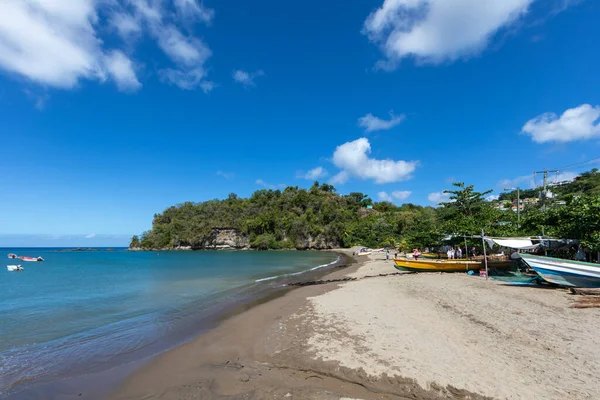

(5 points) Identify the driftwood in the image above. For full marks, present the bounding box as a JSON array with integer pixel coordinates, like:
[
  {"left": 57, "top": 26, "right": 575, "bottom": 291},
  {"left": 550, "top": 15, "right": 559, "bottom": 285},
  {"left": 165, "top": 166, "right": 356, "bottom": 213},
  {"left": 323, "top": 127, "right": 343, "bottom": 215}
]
[
  {"left": 571, "top": 297, "right": 600, "bottom": 309},
  {"left": 568, "top": 288, "right": 600, "bottom": 296},
  {"left": 289, "top": 272, "right": 415, "bottom": 287}
]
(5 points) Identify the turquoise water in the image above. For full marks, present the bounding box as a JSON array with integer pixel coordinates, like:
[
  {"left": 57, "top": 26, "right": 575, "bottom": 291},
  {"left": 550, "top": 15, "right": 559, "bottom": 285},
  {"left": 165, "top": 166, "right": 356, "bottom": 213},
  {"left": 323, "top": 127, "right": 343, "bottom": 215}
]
[{"left": 0, "top": 248, "right": 338, "bottom": 396}]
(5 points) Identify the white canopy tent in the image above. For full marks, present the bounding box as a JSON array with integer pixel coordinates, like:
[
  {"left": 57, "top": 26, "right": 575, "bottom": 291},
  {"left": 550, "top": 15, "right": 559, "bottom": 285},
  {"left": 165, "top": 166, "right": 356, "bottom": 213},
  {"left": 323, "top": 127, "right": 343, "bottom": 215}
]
[{"left": 484, "top": 238, "right": 542, "bottom": 250}]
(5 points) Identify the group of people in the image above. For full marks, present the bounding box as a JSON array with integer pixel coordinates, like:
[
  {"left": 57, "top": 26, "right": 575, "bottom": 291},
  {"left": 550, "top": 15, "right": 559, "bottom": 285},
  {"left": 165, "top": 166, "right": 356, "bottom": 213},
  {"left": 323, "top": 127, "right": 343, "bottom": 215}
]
[
  {"left": 446, "top": 247, "right": 463, "bottom": 259},
  {"left": 382, "top": 246, "right": 479, "bottom": 261}
]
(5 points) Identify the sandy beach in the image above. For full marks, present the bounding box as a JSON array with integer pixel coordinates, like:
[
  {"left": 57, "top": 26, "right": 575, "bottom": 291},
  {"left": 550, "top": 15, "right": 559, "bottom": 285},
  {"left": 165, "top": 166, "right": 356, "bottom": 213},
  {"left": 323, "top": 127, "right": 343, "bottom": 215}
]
[{"left": 109, "top": 249, "right": 600, "bottom": 400}]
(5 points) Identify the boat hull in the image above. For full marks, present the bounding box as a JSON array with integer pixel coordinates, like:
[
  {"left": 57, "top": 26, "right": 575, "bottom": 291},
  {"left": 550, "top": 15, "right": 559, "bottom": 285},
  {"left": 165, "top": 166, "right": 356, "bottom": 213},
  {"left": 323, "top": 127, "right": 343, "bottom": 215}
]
[
  {"left": 18, "top": 256, "right": 43, "bottom": 262},
  {"left": 393, "top": 259, "right": 481, "bottom": 272},
  {"left": 420, "top": 253, "right": 448, "bottom": 259},
  {"left": 394, "top": 259, "right": 513, "bottom": 273},
  {"left": 519, "top": 254, "right": 600, "bottom": 288}
]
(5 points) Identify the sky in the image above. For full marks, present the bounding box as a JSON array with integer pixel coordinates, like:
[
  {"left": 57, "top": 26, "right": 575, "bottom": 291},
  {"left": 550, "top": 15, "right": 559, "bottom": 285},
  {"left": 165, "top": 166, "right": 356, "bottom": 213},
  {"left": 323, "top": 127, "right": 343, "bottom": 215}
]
[{"left": 1, "top": 0, "right": 600, "bottom": 247}]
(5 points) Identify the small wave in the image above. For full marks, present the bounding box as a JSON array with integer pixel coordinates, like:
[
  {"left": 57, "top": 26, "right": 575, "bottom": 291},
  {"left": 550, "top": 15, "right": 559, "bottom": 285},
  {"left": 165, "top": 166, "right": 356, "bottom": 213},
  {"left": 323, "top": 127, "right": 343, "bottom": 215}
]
[{"left": 255, "top": 256, "right": 340, "bottom": 283}]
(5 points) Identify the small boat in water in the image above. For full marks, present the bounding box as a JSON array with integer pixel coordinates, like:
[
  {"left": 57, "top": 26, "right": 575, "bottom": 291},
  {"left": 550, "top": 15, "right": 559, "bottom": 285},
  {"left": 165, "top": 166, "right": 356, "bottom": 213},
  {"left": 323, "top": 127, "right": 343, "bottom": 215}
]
[
  {"left": 8, "top": 253, "right": 17, "bottom": 259},
  {"left": 7, "top": 265, "right": 23, "bottom": 272},
  {"left": 18, "top": 256, "right": 44, "bottom": 262},
  {"left": 519, "top": 254, "right": 600, "bottom": 288}
]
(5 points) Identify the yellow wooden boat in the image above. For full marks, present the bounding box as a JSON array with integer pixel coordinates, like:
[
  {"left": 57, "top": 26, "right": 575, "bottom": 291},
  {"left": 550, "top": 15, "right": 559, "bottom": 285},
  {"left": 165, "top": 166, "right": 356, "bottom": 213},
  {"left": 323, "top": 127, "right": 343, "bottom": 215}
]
[
  {"left": 393, "top": 258, "right": 482, "bottom": 272},
  {"left": 420, "top": 252, "right": 448, "bottom": 259},
  {"left": 393, "top": 258, "right": 514, "bottom": 272}
]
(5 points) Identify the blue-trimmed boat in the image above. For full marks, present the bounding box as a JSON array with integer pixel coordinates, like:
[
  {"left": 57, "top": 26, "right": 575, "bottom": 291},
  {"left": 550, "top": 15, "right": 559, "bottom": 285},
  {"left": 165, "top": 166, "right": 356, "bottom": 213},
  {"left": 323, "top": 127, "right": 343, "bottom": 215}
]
[{"left": 519, "top": 254, "right": 600, "bottom": 288}]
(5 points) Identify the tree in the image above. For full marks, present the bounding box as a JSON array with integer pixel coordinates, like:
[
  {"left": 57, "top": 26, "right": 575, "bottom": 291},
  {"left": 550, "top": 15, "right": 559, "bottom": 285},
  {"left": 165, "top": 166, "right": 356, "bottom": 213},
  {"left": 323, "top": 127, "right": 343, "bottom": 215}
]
[
  {"left": 437, "top": 182, "right": 512, "bottom": 238},
  {"left": 537, "top": 195, "right": 600, "bottom": 252},
  {"left": 130, "top": 235, "right": 140, "bottom": 248},
  {"left": 440, "top": 183, "right": 493, "bottom": 217}
]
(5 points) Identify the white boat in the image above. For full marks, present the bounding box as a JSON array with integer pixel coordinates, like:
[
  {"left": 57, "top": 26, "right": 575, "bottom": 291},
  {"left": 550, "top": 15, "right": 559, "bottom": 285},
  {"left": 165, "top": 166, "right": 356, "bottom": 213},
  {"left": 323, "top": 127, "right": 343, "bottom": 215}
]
[
  {"left": 18, "top": 256, "right": 44, "bottom": 262},
  {"left": 519, "top": 254, "right": 600, "bottom": 288},
  {"left": 357, "top": 247, "right": 372, "bottom": 256},
  {"left": 7, "top": 265, "right": 23, "bottom": 272}
]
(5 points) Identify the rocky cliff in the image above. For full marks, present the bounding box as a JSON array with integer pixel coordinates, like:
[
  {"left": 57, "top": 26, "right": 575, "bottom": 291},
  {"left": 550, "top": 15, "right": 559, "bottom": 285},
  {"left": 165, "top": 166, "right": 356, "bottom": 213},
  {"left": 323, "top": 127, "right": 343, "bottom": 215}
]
[
  {"left": 130, "top": 228, "right": 341, "bottom": 251},
  {"left": 204, "top": 228, "right": 250, "bottom": 249}
]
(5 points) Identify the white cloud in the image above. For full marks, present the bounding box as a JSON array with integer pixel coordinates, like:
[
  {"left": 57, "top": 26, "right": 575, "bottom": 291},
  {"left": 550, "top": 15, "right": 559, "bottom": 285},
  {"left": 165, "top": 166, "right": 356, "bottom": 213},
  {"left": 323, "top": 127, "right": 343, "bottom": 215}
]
[
  {"left": 85, "top": 233, "right": 96, "bottom": 239},
  {"left": 378, "top": 192, "right": 393, "bottom": 202},
  {"left": 485, "top": 194, "right": 500, "bottom": 202},
  {"left": 498, "top": 174, "right": 534, "bottom": 189},
  {"left": 363, "top": 0, "right": 534, "bottom": 67},
  {"left": 428, "top": 192, "right": 450, "bottom": 204},
  {"left": 173, "top": 0, "right": 215, "bottom": 24},
  {"left": 551, "top": 171, "right": 579, "bottom": 183},
  {"left": 217, "top": 171, "right": 234, "bottom": 179},
  {"left": 329, "top": 171, "right": 350, "bottom": 185},
  {"left": 378, "top": 190, "right": 412, "bottom": 202},
  {"left": 522, "top": 104, "right": 600, "bottom": 143},
  {"left": 392, "top": 190, "right": 412, "bottom": 200},
  {"left": 104, "top": 50, "right": 141, "bottom": 92},
  {"left": 233, "top": 69, "right": 265, "bottom": 87},
  {"left": 151, "top": 20, "right": 212, "bottom": 90},
  {"left": 156, "top": 25, "right": 211, "bottom": 67},
  {"left": 332, "top": 138, "right": 417, "bottom": 184},
  {"left": 0, "top": 0, "right": 106, "bottom": 88},
  {"left": 256, "top": 179, "right": 285, "bottom": 190},
  {"left": 498, "top": 171, "right": 579, "bottom": 189},
  {"left": 199, "top": 81, "right": 216, "bottom": 93},
  {"left": 110, "top": 12, "right": 142, "bottom": 40},
  {"left": 359, "top": 112, "right": 405, "bottom": 132},
  {"left": 298, "top": 167, "right": 328, "bottom": 180},
  {"left": 0, "top": 0, "right": 215, "bottom": 94},
  {"left": 160, "top": 68, "right": 210, "bottom": 90}
]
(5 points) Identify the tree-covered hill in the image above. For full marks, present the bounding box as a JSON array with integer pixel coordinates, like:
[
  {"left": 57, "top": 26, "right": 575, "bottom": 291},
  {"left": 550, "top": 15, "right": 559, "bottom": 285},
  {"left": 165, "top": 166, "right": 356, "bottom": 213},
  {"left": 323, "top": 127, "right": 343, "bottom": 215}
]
[
  {"left": 131, "top": 170, "right": 600, "bottom": 253},
  {"left": 131, "top": 182, "right": 446, "bottom": 250}
]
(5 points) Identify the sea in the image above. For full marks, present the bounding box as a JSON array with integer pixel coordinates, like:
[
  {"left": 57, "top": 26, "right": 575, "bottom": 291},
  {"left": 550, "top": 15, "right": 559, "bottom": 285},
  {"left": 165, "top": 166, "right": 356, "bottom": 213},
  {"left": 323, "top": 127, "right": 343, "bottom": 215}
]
[{"left": 0, "top": 248, "right": 340, "bottom": 399}]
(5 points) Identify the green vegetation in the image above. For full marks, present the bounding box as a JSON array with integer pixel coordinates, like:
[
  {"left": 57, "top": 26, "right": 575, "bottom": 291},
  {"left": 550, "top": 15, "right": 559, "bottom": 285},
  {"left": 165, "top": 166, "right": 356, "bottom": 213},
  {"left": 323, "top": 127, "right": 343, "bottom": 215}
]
[
  {"left": 131, "top": 169, "right": 600, "bottom": 252},
  {"left": 499, "top": 168, "right": 600, "bottom": 202}
]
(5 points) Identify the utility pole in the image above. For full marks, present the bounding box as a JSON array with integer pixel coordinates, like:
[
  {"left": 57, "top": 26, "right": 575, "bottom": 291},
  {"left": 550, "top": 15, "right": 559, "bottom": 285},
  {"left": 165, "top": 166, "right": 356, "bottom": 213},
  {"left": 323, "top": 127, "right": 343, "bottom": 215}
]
[{"left": 534, "top": 169, "right": 559, "bottom": 211}]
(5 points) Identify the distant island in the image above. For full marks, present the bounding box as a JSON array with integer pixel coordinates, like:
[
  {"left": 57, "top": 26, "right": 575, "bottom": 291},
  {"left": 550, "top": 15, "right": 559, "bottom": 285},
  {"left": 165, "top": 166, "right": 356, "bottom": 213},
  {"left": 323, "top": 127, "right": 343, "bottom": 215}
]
[{"left": 131, "top": 170, "right": 600, "bottom": 254}]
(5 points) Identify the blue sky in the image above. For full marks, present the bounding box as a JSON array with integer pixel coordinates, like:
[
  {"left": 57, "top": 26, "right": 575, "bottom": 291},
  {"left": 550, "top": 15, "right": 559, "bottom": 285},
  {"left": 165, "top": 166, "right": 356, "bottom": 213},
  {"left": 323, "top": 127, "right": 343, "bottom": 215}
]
[{"left": 1, "top": 0, "right": 600, "bottom": 247}]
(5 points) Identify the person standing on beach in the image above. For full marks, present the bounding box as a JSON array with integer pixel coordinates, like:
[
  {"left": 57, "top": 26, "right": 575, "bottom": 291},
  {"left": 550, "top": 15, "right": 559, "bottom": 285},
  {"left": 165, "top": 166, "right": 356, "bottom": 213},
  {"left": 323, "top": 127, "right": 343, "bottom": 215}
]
[
  {"left": 413, "top": 248, "right": 421, "bottom": 260},
  {"left": 447, "top": 247, "right": 453, "bottom": 259},
  {"left": 456, "top": 247, "right": 463, "bottom": 259}
]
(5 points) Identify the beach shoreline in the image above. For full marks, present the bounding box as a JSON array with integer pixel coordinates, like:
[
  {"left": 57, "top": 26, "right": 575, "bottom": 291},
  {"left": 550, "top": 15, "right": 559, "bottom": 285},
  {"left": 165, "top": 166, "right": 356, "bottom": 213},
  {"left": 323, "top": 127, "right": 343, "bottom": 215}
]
[
  {"left": 0, "top": 248, "right": 351, "bottom": 400},
  {"left": 2, "top": 251, "right": 348, "bottom": 400},
  {"left": 108, "top": 248, "right": 600, "bottom": 400}
]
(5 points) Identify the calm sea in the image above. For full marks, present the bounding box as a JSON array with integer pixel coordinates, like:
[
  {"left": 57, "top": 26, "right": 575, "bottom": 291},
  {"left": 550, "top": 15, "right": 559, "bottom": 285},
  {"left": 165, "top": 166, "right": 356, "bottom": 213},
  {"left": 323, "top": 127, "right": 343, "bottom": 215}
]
[{"left": 0, "top": 248, "right": 339, "bottom": 398}]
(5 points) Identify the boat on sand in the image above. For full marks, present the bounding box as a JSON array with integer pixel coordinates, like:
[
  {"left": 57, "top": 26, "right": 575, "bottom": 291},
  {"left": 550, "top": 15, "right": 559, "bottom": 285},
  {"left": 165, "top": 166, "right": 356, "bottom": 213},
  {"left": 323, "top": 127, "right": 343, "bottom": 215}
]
[
  {"left": 393, "top": 258, "right": 482, "bottom": 272},
  {"left": 357, "top": 248, "right": 372, "bottom": 256},
  {"left": 394, "top": 258, "right": 514, "bottom": 273},
  {"left": 519, "top": 254, "right": 600, "bottom": 288}
]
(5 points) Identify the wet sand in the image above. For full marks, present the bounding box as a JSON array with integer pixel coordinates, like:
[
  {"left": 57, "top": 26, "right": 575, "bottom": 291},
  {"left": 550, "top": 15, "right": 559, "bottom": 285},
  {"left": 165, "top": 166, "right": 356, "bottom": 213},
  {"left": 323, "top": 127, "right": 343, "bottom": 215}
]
[{"left": 109, "top": 249, "right": 600, "bottom": 400}]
